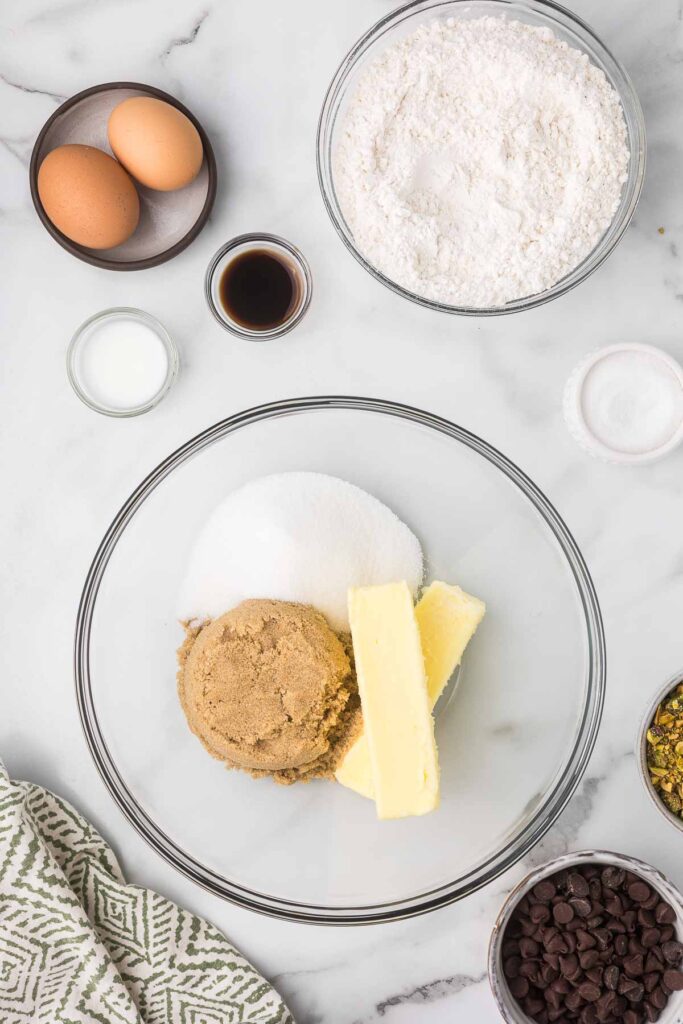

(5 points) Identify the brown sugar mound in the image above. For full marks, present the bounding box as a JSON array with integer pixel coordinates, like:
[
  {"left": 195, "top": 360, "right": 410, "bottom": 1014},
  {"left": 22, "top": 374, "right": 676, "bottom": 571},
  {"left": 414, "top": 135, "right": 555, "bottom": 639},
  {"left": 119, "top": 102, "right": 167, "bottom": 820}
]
[{"left": 177, "top": 599, "right": 361, "bottom": 784}]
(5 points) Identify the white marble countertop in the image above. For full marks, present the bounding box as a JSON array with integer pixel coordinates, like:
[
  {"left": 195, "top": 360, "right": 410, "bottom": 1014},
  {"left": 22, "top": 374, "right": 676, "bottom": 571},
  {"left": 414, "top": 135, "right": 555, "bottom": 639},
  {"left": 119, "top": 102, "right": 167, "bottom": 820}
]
[{"left": 1, "top": 0, "right": 682, "bottom": 1020}]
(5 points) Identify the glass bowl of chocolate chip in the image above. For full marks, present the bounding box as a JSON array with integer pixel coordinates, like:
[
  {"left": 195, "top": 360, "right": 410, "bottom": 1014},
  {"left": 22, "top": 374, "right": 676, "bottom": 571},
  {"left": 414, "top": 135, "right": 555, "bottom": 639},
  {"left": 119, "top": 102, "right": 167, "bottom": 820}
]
[{"left": 489, "top": 851, "right": 683, "bottom": 1024}]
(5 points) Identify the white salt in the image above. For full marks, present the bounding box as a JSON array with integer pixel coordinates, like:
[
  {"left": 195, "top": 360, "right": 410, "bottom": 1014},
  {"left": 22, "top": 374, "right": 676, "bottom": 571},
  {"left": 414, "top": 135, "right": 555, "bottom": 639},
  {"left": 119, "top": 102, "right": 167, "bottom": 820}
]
[
  {"left": 177, "top": 472, "right": 424, "bottom": 631},
  {"left": 581, "top": 350, "right": 683, "bottom": 455}
]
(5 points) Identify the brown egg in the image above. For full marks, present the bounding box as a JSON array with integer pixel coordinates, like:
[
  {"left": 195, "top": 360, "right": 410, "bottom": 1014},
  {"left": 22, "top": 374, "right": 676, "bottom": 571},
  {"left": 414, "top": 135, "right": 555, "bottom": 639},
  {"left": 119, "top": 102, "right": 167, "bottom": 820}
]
[
  {"left": 108, "top": 96, "right": 204, "bottom": 192},
  {"left": 38, "top": 144, "right": 140, "bottom": 250}
]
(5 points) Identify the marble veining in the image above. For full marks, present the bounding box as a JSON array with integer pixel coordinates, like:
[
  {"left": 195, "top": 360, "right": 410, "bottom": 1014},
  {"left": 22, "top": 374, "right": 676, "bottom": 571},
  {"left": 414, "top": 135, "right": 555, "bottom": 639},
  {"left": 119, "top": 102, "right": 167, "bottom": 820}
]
[{"left": 1, "top": 0, "right": 682, "bottom": 1021}]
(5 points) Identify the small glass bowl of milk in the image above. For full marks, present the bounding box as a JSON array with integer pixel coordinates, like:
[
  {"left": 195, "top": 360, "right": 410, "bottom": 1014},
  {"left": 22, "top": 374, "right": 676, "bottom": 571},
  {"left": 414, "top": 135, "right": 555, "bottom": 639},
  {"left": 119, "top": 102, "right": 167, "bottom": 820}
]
[{"left": 67, "top": 308, "right": 178, "bottom": 417}]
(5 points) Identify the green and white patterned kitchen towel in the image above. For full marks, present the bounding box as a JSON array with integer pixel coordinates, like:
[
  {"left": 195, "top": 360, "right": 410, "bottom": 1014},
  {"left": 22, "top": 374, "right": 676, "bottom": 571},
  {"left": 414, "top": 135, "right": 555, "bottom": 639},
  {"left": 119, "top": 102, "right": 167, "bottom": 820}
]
[{"left": 0, "top": 760, "right": 295, "bottom": 1024}]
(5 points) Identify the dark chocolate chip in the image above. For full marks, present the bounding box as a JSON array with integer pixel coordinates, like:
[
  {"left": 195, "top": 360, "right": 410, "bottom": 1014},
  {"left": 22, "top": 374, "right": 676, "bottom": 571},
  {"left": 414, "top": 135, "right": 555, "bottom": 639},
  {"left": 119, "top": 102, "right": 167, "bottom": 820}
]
[
  {"left": 637, "top": 908, "right": 655, "bottom": 928},
  {"left": 645, "top": 949, "right": 663, "bottom": 973},
  {"left": 586, "top": 965, "right": 603, "bottom": 986},
  {"left": 504, "top": 955, "right": 522, "bottom": 979},
  {"left": 548, "top": 934, "right": 570, "bottom": 955},
  {"left": 618, "top": 975, "right": 641, "bottom": 999},
  {"left": 662, "top": 969, "right": 683, "bottom": 990},
  {"left": 662, "top": 940, "right": 683, "bottom": 965},
  {"left": 577, "top": 930, "right": 597, "bottom": 951},
  {"left": 567, "top": 873, "right": 590, "bottom": 898},
  {"left": 594, "top": 990, "right": 615, "bottom": 1020},
  {"left": 535, "top": 880, "right": 558, "bottom": 903},
  {"left": 625, "top": 981, "right": 644, "bottom": 1003},
  {"left": 622, "top": 911, "right": 638, "bottom": 934},
  {"left": 565, "top": 988, "right": 584, "bottom": 1012},
  {"left": 520, "top": 937, "right": 540, "bottom": 958},
  {"left": 649, "top": 985, "right": 668, "bottom": 1009},
  {"left": 560, "top": 954, "right": 579, "bottom": 978},
  {"left": 579, "top": 950, "right": 600, "bottom": 970},
  {"left": 581, "top": 1006, "right": 598, "bottom": 1024},
  {"left": 644, "top": 1002, "right": 661, "bottom": 1023},
  {"left": 509, "top": 975, "right": 530, "bottom": 999},
  {"left": 520, "top": 960, "right": 541, "bottom": 981},
  {"left": 659, "top": 925, "right": 674, "bottom": 943},
  {"left": 577, "top": 981, "right": 601, "bottom": 1003},
  {"left": 611, "top": 995, "right": 627, "bottom": 1017},
  {"left": 606, "top": 918, "right": 626, "bottom": 934},
  {"left": 526, "top": 994, "right": 547, "bottom": 1015},
  {"left": 604, "top": 894, "right": 624, "bottom": 917},
  {"left": 542, "top": 964, "right": 560, "bottom": 986},
  {"left": 623, "top": 1009, "right": 642, "bottom": 1024},
  {"left": 654, "top": 902, "right": 676, "bottom": 926},
  {"left": 602, "top": 867, "right": 626, "bottom": 890},
  {"left": 554, "top": 902, "right": 575, "bottom": 925},
  {"left": 628, "top": 882, "right": 651, "bottom": 904},
  {"left": 643, "top": 971, "right": 661, "bottom": 992},
  {"left": 615, "top": 935, "right": 629, "bottom": 957},
  {"left": 623, "top": 954, "right": 644, "bottom": 977},
  {"left": 545, "top": 987, "right": 563, "bottom": 1010},
  {"left": 604, "top": 965, "right": 619, "bottom": 991},
  {"left": 571, "top": 898, "right": 593, "bottom": 920},
  {"left": 642, "top": 890, "right": 660, "bottom": 911},
  {"left": 532, "top": 904, "right": 552, "bottom": 924},
  {"left": 628, "top": 938, "right": 646, "bottom": 956},
  {"left": 641, "top": 929, "right": 661, "bottom": 949}
]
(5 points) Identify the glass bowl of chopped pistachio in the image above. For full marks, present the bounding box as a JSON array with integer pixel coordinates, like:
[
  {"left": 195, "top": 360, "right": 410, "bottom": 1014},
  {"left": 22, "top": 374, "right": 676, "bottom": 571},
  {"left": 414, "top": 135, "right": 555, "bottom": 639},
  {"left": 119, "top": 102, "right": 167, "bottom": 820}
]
[{"left": 640, "top": 673, "right": 683, "bottom": 834}]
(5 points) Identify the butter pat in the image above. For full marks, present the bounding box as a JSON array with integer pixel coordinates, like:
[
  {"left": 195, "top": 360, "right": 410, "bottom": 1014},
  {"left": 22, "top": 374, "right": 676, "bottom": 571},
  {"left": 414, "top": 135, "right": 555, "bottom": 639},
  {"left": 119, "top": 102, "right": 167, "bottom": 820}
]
[
  {"left": 415, "top": 581, "right": 486, "bottom": 706},
  {"left": 336, "top": 581, "right": 485, "bottom": 800},
  {"left": 347, "top": 581, "right": 439, "bottom": 820}
]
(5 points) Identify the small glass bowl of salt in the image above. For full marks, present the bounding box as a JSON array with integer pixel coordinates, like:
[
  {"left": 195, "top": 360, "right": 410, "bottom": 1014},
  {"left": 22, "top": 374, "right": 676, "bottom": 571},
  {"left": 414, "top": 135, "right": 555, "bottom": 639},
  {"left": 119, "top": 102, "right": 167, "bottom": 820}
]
[
  {"left": 67, "top": 308, "right": 178, "bottom": 417},
  {"left": 563, "top": 343, "right": 683, "bottom": 464}
]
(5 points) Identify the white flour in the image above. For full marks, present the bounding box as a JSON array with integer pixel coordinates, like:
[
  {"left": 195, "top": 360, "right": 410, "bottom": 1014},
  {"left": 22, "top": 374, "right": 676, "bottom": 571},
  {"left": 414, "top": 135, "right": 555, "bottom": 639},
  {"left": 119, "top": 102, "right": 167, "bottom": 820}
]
[{"left": 334, "top": 17, "right": 630, "bottom": 308}]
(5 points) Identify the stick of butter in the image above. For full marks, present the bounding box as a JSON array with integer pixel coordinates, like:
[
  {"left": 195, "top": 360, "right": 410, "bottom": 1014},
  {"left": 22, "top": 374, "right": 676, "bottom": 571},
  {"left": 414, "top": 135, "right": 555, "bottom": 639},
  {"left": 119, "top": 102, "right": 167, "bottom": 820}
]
[
  {"left": 347, "top": 581, "right": 439, "bottom": 820},
  {"left": 337, "top": 581, "right": 485, "bottom": 801}
]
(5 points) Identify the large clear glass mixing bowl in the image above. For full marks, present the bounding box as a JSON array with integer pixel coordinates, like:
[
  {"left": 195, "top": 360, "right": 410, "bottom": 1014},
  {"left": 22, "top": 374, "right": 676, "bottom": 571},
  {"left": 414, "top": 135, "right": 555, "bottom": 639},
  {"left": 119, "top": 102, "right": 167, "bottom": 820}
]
[
  {"left": 317, "top": 0, "right": 646, "bottom": 316},
  {"left": 75, "top": 398, "right": 605, "bottom": 923}
]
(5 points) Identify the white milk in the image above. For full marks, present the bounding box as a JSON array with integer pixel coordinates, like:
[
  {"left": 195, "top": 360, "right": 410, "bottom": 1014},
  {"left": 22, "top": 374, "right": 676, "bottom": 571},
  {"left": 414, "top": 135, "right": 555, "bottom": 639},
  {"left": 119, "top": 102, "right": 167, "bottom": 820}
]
[{"left": 75, "top": 316, "right": 169, "bottom": 411}]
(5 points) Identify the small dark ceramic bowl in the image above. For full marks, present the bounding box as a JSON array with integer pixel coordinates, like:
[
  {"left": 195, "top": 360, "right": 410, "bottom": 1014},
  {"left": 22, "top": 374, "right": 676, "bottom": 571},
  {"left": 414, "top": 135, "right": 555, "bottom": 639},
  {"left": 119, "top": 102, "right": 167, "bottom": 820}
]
[{"left": 30, "top": 82, "right": 217, "bottom": 271}]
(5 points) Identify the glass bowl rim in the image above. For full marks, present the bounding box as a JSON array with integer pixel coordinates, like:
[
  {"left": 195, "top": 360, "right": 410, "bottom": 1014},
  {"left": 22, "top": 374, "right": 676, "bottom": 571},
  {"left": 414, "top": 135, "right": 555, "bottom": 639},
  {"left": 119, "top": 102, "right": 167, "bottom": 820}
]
[
  {"left": 66, "top": 306, "right": 179, "bottom": 417},
  {"left": 74, "top": 396, "right": 606, "bottom": 924},
  {"left": 316, "top": 0, "right": 647, "bottom": 317}
]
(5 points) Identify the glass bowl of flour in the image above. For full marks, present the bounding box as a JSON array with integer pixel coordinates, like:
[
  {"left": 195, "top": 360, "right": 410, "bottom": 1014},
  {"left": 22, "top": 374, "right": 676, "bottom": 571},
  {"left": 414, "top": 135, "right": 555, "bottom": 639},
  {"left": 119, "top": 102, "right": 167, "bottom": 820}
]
[
  {"left": 318, "top": 0, "right": 645, "bottom": 315},
  {"left": 75, "top": 398, "right": 605, "bottom": 923}
]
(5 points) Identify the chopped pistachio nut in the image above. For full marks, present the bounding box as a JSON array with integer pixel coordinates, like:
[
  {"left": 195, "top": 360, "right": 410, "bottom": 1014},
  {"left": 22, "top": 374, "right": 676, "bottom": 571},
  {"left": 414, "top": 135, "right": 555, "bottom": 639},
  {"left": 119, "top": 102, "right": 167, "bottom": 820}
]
[{"left": 646, "top": 683, "right": 683, "bottom": 821}]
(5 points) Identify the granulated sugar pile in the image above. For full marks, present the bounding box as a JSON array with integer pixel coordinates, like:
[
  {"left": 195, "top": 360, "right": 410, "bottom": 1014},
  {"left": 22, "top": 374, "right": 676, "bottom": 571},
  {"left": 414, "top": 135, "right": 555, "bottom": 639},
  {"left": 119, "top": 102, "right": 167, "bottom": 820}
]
[
  {"left": 177, "top": 472, "right": 423, "bottom": 632},
  {"left": 334, "top": 16, "right": 630, "bottom": 308}
]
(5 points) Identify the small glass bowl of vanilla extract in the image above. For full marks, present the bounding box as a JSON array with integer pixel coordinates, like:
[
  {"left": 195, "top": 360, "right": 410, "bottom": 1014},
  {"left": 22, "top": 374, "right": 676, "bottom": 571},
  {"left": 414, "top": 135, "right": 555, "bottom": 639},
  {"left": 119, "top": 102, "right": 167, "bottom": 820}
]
[{"left": 205, "top": 234, "right": 312, "bottom": 340}]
